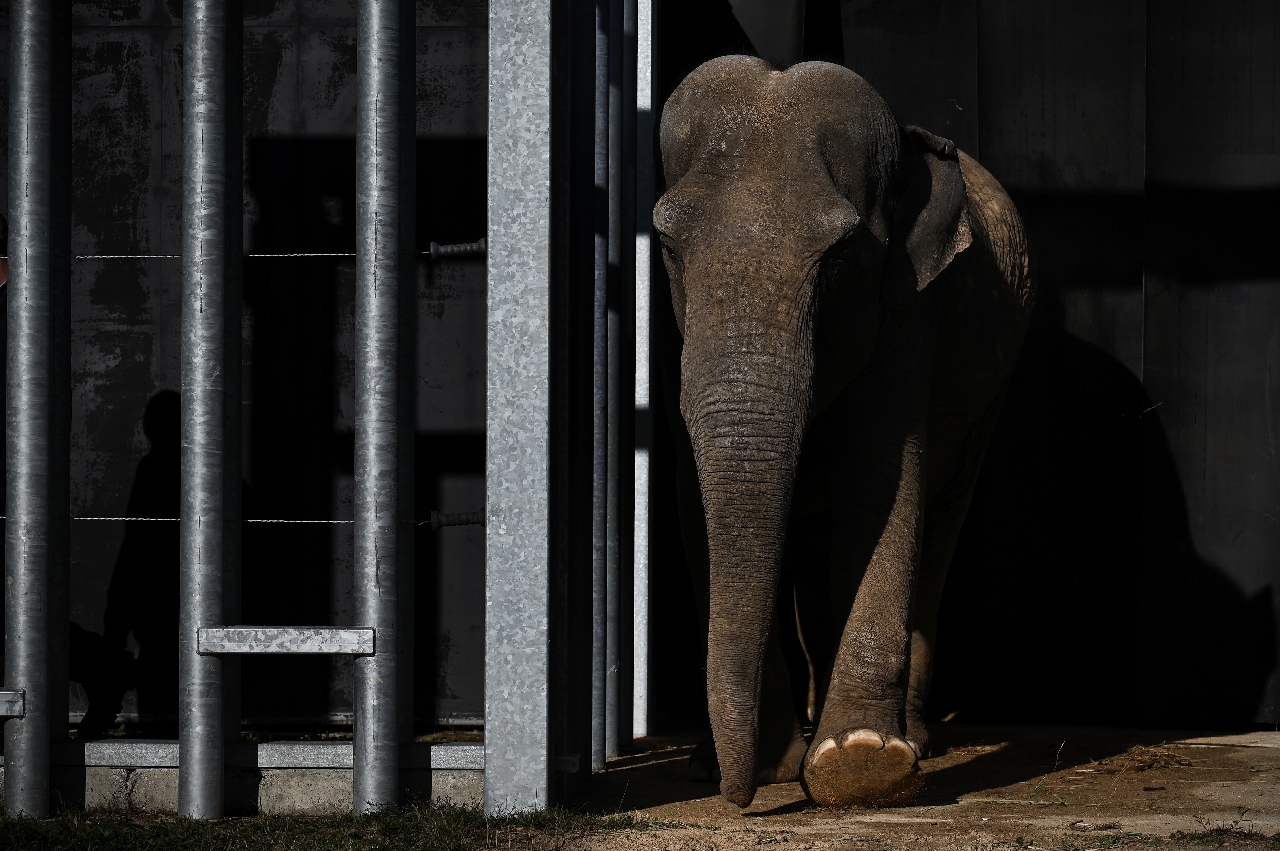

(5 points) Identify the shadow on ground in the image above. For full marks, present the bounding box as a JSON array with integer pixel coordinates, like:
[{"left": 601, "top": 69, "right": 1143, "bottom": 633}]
[{"left": 577, "top": 726, "right": 1225, "bottom": 814}]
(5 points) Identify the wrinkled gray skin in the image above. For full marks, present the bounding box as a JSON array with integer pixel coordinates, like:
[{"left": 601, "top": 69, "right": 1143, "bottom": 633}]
[{"left": 654, "top": 57, "right": 1033, "bottom": 809}]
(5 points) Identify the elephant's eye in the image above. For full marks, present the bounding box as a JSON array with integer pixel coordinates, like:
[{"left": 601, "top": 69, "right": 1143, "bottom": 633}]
[
  {"left": 658, "top": 235, "right": 683, "bottom": 267},
  {"left": 820, "top": 236, "right": 855, "bottom": 277}
]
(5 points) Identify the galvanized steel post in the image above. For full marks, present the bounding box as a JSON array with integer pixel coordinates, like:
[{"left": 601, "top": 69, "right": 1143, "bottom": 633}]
[
  {"left": 354, "top": 0, "right": 415, "bottom": 813},
  {"left": 4, "top": 0, "right": 72, "bottom": 819},
  {"left": 486, "top": 0, "right": 554, "bottom": 814},
  {"left": 179, "top": 0, "right": 242, "bottom": 820},
  {"left": 632, "top": 0, "right": 655, "bottom": 740}
]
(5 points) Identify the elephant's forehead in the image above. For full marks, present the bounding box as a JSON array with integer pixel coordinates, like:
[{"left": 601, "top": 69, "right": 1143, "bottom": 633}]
[{"left": 676, "top": 58, "right": 892, "bottom": 154}]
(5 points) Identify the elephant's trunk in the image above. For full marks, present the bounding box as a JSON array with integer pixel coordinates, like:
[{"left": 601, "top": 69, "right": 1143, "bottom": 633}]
[{"left": 682, "top": 327, "right": 812, "bottom": 808}]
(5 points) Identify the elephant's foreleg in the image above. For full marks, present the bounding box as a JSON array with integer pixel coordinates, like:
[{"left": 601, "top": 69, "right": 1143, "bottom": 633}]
[
  {"left": 909, "top": 382, "right": 1014, "bottom": 755},
  {"left": 907, "top": 485, "right": 973, "bottom": 758},
  {"left": 802, "top": 439, "right": 928, "bottom": 806}
]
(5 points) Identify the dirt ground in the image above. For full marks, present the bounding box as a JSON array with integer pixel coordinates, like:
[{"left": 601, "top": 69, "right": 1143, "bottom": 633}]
[{"left": 566, "top": 727, "right": 1280, "bottom": 850}]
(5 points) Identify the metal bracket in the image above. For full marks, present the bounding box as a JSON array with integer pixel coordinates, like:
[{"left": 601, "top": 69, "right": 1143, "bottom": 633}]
[
  {"left": 430, "top": 509, "right": 485, "bottom": 530},
  {"left": 0, "top": 688, "right": 26, "bottom": 719},
  {"left": 197, "top": 627, "right": 375, "bottom": 656},
  {"left": 428, "top": 238, "right": 486, "bottom": 260}
]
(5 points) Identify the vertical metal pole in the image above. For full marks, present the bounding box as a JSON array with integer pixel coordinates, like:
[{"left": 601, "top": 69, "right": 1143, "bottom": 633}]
[
  {"left": 591, "top": 0, "right": 611, "bottom": 775},
  {"left": 486, "top": 0, "right": 553, "bottom": 814},
  {"left": 354, "top": 0, "right": 412, "bottom": 812},
  {"left": 4, "top": 0, "right": 66, "bottom": 819},
  {"left": 632, "top": 0, "right": 655, "bottom": 740},
  {"left": 619, "top": 0, "right": 638, "bottom": 748},
  {"left": 179, "top": 0, "right": 240, "bottom": 820},
  {"left": 604, "top": 0, "right": 624, "bottom": 762}
]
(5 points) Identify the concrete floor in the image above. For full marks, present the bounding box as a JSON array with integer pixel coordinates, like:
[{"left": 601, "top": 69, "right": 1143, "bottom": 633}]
[{"left": 573, "top": 727, "right": 1280, "bottom": 849}]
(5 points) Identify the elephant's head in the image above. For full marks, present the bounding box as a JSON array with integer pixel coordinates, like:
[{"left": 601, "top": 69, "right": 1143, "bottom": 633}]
[{"left": 654, "top": 56, "right": 972, "bottom": 807}]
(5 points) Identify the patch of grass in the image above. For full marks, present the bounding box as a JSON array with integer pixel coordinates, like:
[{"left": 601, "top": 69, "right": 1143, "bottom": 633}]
[
  {"left": 1169, "top": 810, "right": 1280, "bottom": 846},
  {"left": 0, "top": 803, "right": 670, "bottom": 851}
]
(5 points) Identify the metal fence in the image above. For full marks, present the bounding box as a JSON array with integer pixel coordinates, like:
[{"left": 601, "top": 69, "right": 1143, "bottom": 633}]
[{"left": 1, "top": 0, "right": 652, "bottom": 821}]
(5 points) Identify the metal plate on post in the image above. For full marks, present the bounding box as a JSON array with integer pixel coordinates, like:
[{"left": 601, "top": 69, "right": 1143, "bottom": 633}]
[
  {"left": 0, "top": 689, "right": 26, "bottom": 719},
  {"left": 197, "top": 627, "right": 375, "bottom": 655}
]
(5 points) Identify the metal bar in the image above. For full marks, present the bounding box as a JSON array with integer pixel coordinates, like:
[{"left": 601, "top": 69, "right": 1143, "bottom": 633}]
[
  {"left": 179, "top": 0, "right": 241, "bottom": 820},
  {"left": 605, "top": 0, "right": 625, "bottom": 761},
  {"left": 197, "top": 627, "right": 376, "bottom": 655},
  {"left": 4, "top": 0, "right": 61, "bottom": 818},
  {"left": 632, "top": 0, "right": 656, "bottom": 740},
  {"left": 591, "top": 0, "right": 611, "bottom": 776},
  {"left": 0, "top": 690, "right": 25, "bottom": 720},
  {"left": 619, "top": 0, "right": 638, "bottom": 749},
  {"left": 354, "top": 0, "right": 414, "bottom": 813},
  {"left": 486, "top": 0, "right": 554, "bottom": 814},
  {"left": 429, "top": 238, "right": 487, "bottom": 259}
]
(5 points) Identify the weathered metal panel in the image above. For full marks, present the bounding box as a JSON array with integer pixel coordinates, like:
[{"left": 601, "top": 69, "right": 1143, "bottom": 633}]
[
  {"left": 416, "top": 0, "right": 484, "bottom": 27},
  {"left": 417, "top": 26, "right": 486, "bottom": 136},
  {"left": 434, "top": 474, "right": 484, "bottom": 724},
  {"left": 977, "top": 0, "right": 1146, "bottom": 191},
  {"left": 245, "top": 0, "right": 301, "bottom": 27},
  {"left": 244, "top": 26, "right": 302, "bottom": 136},
  {"left": 1140, "top": 0, "right": 1280, "bottom": 724},
  {"left": 298, "top": 26, "right": 357, "bottom": 133},
  {"left": 1148, "top": 0, "right": 1280, "bottom": 186}
]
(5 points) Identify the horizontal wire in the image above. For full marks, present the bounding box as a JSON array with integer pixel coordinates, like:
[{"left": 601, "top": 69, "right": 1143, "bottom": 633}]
[
  {"left": 0, "top": 248, "right": 485, "bottom": 261},
  {"left": 0, "top": 517, "right": 462, "bottom": 526},
  {"left": 70, "top": 253, "right": 409, "bottom": 260}
]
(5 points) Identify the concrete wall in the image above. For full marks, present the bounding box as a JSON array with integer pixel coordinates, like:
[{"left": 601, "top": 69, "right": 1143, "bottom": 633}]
[{"left": 0, "top": 0, "right": 489, "bottom": 729}]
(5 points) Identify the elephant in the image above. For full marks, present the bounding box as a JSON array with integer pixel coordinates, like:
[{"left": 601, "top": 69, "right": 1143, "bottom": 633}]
[{"left": 653, "top": 56, "right": 1033, "bottom": 809}]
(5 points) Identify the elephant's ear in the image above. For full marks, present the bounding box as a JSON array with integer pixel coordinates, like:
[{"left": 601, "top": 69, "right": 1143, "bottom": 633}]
[{"left": 886, "top": 125, "right": 972, "bottom": 295}]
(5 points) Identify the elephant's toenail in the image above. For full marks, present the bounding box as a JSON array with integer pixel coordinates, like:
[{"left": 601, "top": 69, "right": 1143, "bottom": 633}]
[
  {"left": 844, "top": 729, "right": 884, "bottom": 749},
  {"left": 812, "top": 738, "right": 837, "bottom": 760}
]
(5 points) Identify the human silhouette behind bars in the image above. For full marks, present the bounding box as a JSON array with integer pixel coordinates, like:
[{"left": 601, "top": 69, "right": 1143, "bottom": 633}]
[{"left": 102, "top": 390, "right": 182, "bottom": 735}]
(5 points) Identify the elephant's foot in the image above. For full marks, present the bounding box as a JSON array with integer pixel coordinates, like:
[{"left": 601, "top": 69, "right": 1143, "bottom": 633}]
[
  {"left": 801, "top": 729, "right": 924, "bottom": 807},
  {"left": 757, "top": 726, "right": 808, "bottom": 785},
  {"left": 688, "top": 736, "right": 721, "bottom": 783}
]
